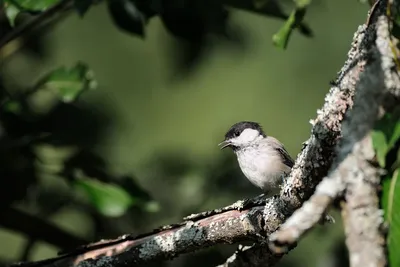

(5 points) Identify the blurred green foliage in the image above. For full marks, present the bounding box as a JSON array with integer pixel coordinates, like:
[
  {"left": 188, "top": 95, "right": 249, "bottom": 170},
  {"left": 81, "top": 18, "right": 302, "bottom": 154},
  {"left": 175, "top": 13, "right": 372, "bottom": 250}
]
[
  {"left": 4, "top": 0, "right": 59, "bottom": 26},
  {"left": 0, "top": 0, "right": 374, "bottom": 267},
  {"left": 382, "top": 170, "right": 400, "bottom": 267},
  {"left": 272, "top": 0, "right": 310, "bottom": 49},
  {"left": 373, "top": 112, "right": 400, "bottom": 267},
  {"left": 372, "top": 113, "right": 400, "bottom": 168}
]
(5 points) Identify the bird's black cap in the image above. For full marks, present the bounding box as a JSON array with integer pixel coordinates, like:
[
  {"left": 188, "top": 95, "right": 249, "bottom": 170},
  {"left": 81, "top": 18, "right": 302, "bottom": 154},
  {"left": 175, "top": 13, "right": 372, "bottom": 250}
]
[{"left": 224, "top": 121, "right": 266, "bottom": 140}]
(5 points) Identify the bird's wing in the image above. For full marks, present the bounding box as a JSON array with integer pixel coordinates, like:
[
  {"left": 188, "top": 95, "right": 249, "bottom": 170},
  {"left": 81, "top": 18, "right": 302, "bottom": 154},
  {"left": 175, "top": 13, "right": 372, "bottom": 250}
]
[
  {"left": 275, "top": 146, "right": 294, "bottom": 168},
  {"left": 267, "top": 136, "right": 295, "bottom": 168}
]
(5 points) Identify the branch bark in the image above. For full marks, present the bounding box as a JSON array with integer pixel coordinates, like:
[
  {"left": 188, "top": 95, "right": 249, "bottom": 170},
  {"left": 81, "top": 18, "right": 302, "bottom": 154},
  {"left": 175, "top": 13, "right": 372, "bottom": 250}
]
[
  {"left": 268, "top": 1, "right": 399, "bottom": 266},
  {"left": 218, "top": 8, "right": 377, "bottom": 267},
  {"left": 10, "top": 199, "right": 276, "bottom": 267},
  {"left": 220, "top": 0, "right": 400, "bottom": 265},
  {"left": 268, "top": 2, "right": 383, "bottom": 250},
  {"left": 342, "top": 8, "right": 400, "bottom": 267}
]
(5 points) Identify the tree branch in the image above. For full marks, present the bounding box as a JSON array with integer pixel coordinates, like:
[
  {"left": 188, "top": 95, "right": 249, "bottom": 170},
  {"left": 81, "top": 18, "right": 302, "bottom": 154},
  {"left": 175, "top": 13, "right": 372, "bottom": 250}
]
[
  {"left": 9, "top": 200, "right": 275, "bottom": 267},
  {"left": 221, "top": 1, "right": 389, "bottom": 267},
  {"left": 268, "top": 1, "right": 384, "bottom": 249},
  {"left": 8, "top": 4, "right": 373, "bottom": 267},
  {"left": 217, "top": 5, "right": 381, "bottom": 267},
  {"left": 342, "top": 8, "right": 400, "bottom": 267},
  {"left": 269, "top": 2, "right": 399, "bottom": 266}
]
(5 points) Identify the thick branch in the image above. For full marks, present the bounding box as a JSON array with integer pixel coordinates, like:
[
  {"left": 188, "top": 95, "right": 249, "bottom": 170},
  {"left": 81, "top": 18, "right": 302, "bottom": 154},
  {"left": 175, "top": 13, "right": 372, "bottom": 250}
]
[
  {"left": 342, "top": 10, "right": 400, "bottom": 267},
  {"left": 270, "top": 1, "right": 400, "bottom": 266},
  {"left": 218, "top": 6, "right": 379, "bottom": 267},
  {"left": 268, "top": 2, "right": 383, "bottom": 249},
  {"left": 10, "top": 200, "right": 276, "bottom": 267}
]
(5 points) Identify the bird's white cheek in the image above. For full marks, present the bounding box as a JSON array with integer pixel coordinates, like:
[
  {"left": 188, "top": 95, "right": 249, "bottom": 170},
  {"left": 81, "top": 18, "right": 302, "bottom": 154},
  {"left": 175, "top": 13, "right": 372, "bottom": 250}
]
[{"left": 238, "top": 129, "right": 259, "bottom": 143}]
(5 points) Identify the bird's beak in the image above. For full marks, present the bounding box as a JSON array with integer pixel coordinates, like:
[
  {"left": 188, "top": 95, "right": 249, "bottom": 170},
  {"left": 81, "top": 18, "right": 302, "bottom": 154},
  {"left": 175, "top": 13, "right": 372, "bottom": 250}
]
[{"left": 218, "top": 140, "right": 231, "bottom": 150}]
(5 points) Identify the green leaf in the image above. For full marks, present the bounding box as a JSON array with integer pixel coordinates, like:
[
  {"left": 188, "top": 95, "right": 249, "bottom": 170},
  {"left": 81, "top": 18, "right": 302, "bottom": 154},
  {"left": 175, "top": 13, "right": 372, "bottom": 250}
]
[
  {"left": 372, "top": 114, "right": 400, "bottom": 167},
  {"left": 36, "top": 62, "right": 97, "bottom": 103},
  {"left": 4, "top": 0, "right": 60, "bottom": 25},
  {"left": 381, "top": 169, "right": 400, "bottom": 267},
  {"left": 4, "top": 2, "right": 20, "bottom": 27},
  {"left": 273, "top": 8, "right": 307, "bottom": 49},
  {"left": 388, "top": 121, "right": 400, "bottom": 150},
  {"left": 75, "top": 178, "right": 135, "bottom": 217},
  {"left": 372, "top": 130, "right": 389, "bottom": 167},
  {"left": 6, "top": 0, "right": 59, "bottom": 11},
  {"left": 272, "top": 0, "right": 310, "bottom": 49}
]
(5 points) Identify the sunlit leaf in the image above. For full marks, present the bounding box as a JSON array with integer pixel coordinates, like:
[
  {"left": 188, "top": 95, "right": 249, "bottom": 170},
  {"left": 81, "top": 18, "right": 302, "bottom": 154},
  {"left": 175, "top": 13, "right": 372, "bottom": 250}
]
[
  {"left": 4, "top": 0, "right": 60, "bottom": 26},
  {"left": 4, "top": 2, "right": 20, "bottom": 27},
  {"left": 6, "top": 0, "right": 59, "bottom": 10},
  {"left": 272, "top": 3, "right": 308, "bottom": 49},
  {"left": 272, "top": 9, "right": 301, "bottom": 49},
  {"left": 75, "top": 178, "right": 135, "bottom": 217},
  {"left": 381, "top": 169, "right": 400, "bottom": 267},
  {"left": 272, "top": 0, "right": 311, "bottom": 49},
  {"left": 35, "top": 62, "right": 97, "bottom": 103},
  {"left": 372, "top": 130, "right": 389, "bottom": 167},
  {"left": 372, "top": 114, "right": 400, "bottom": 167},
  {"left": 388, "top": 121, "right": 400, "bottom": 150}
]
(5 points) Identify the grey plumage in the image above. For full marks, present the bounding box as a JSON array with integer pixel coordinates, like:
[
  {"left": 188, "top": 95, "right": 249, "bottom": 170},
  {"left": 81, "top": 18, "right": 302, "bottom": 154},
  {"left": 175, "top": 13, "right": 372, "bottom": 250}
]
[{"left": 219, "top": 121, "right": 294, "bottom": 196}]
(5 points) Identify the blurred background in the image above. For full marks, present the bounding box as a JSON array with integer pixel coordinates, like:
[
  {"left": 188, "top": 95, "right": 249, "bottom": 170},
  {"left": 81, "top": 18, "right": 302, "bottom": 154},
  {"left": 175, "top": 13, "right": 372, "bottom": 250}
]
[{"left": 0, "top": 0, "right": 368, "bottom": 266}]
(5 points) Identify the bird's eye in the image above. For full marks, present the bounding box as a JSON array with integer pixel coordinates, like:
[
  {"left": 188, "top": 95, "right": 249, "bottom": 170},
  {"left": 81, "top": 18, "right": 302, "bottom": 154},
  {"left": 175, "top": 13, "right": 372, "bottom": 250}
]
[{"left": 234, "top": 131, "right": 241, "bottom": 137}]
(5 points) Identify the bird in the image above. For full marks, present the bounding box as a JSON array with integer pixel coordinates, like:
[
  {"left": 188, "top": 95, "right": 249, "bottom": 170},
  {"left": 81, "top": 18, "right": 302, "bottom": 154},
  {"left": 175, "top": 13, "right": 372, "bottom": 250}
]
[{"left": 219, "top": 121, "right": 294, "bottom": 196}]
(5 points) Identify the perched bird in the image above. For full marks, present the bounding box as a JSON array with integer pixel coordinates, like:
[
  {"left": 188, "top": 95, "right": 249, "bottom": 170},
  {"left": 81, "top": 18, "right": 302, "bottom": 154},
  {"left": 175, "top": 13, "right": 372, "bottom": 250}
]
[{"left": 219, "top": 121, "right": 294, "bottom": 196}]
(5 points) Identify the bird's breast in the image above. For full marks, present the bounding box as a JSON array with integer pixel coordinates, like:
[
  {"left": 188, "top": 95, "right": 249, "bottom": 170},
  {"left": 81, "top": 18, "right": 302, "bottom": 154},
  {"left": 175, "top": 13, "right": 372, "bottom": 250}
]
[{"left": 236, "top": 148, "right": 287, "bottom": 191}]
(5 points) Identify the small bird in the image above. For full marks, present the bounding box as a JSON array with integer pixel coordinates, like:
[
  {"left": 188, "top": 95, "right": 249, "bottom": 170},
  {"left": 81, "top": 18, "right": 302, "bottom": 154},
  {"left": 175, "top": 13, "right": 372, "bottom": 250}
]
[{"left": 219, "top": 121, "right": 294, "bottom": 196}]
